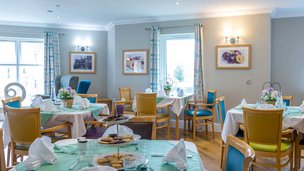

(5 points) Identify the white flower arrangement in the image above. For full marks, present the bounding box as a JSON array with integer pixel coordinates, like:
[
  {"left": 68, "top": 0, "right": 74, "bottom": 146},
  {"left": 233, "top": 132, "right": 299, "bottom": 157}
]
[
  {"left": 261, "top": 87, "right": 279, "bottom": 101},
  {"left": 58, "top": 86, "right": 76, "bottom": 99}
]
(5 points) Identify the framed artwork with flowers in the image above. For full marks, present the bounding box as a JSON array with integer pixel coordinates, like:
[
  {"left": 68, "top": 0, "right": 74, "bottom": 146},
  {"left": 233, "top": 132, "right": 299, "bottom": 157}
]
[{"left": 216, "top": 44, "right": 251, "bottom": 69}]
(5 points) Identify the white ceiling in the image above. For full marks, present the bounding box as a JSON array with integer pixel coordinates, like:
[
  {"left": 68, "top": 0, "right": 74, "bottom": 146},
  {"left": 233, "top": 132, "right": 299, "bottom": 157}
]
[{"left": 1, "top": 0, "right": 304, "bottom": 30}]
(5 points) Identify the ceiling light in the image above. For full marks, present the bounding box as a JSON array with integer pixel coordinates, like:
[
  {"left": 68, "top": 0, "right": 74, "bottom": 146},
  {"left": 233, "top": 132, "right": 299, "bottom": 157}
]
[
  {"left": 47, "top": 10, "right": 53, "bottom": 13},
  {"left": 175, "top": 2, "right": 181, "bottom": 5}
]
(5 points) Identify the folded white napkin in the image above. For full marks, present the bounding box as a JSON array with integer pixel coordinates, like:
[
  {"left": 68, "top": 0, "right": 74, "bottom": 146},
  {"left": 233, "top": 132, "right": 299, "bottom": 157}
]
[
  {"left": 299, "top": 101, "right": 304, "bottom": 112},
  {"left": 241, "top": 98, "right": 247, "bottom": 107},
  {"left": 80, "top": 166, "right": 117, "bottom": 171},
  {"left": 73, "top": 94, "right": 83, "bottom": 105},
  {"left": 42, "top": 99, "right": 57, "bottom": 111},
  {"left": 80, "top": 98, "right": 90, "bottom": 109},
  {"left": 22, "top": 136, "right": 57, "bottom": 170},
  {"left": 102, "top": 125, "right": 134, "bottom": 137},
  {"left": 145, "top": 88, "right": 152, "bottom": 93},
  {"left": 163, "top": 139, "right": 187, "bottom": 171},
  {"left": 31, "top": 96, "right": 44, "bottom": 108}
]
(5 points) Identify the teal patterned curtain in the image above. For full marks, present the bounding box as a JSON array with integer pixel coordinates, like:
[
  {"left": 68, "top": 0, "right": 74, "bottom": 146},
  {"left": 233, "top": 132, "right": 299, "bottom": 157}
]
[
  {"left": 150, "top": 26, "right": 160, "bottom": 92},
  {"left": 193, "top": 24, "right": 205, "bottom": 100},
  {"left": 44, "top": 32, "right": 61, "bottom": 95}
]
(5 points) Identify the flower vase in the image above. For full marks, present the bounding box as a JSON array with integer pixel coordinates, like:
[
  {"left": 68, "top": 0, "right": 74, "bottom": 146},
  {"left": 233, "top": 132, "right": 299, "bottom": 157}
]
[
  {"left": 164, "top": 90, "right": 171, "bottom": 96},
  {"left": 64, "top": 99, "right": 74, "bottom": 108},
  {"left": 266, "top": 100, "right": 276, "bottom": 106}
]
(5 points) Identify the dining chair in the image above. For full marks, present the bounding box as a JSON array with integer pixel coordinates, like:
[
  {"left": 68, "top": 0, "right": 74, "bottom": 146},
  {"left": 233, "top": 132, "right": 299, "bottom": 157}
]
[
  {"left": 184, "top": 89, "right": 217, "bottom": 141},
  {"left": 78, "top": 93, "right": 98, "bottom": 103},
  {"left": 1, "top": 96, "right": 21, "bottom": 167},
  {"left": 294, "top": 132, "right": 304, "bottom": 170},
  {"left": 283, "top": 96, "right": 293, "bottom": 106},
  {"left": 76, "top": 80, "right": 91, "bottom": 94},
  {"left": 5, "top": 106, "right": 72, "bottom": 165},
  {"left": 123, "top": 115, "right": 157, "bottom": 140},
  {"left": 242, "top": 107, "right": 294, "bottom": 171},
  {"left": 136, "top": 93, "right": 171, "bottom": 139},
  {"left": 222, "top": 134, "right": 255, "bottom": 171},
  {"left": 119, "top": 87, "right": 133, "bottom": 113},
  {"left": 0, "top": 128, "right": 10, "bottom": 171},
  {"left": 216, "top": 96, "right": 245, "bottom": 168}
]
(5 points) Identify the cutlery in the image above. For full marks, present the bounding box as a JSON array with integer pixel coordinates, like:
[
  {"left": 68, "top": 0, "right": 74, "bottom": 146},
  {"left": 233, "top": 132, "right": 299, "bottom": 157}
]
[{"left": 69, "top": 160, "right": 79, "bottom": 170}]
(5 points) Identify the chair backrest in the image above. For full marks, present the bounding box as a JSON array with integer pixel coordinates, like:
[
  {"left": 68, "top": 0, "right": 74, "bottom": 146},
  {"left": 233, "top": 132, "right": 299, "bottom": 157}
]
[
  {"left": 222, "top": 134, "right": 255, "bottom": 171},
  {"left": 216, "top": 96, "right": 226, "bottom": 129},
  {"left": 0, "top": 128, "right": 7, "bottom": 171},
  {"left": 123, "top": 116, "right": 157, "bottom": 140},
  {"left": 283, "top": 96, "right": 293, "bottom": 106},
  {"left": 56, "top": 75, "right": 79, "bottom": 96},
  {"left": 1, "top": 96, "right": 22, "bottom": 115},
  {"left": 77, "top": 80, "right": 91, "bottom": 94},
  {"left": 243, "top": 107, "right": 283, "bottom": 146},
  {"left": 136, "top": 93, "right": 156, "bottom": 115},
  {"left": 119, "top": 88, "right": 132, "bottom": 102},
  {"left": 111, "top": 101, "right": 125, "bottom": 115},
  {"left": 6, "top": 106, "right": 41, "bottom": 145},
  {"left": 206, "top": 90, "right": 217, "bottom": 109},
  {"left": 78, "top": 93, "right": 98, "bottom": 103}
]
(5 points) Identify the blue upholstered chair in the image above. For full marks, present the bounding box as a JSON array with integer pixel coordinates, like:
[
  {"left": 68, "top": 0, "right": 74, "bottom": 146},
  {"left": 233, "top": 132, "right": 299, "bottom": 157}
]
[
  {"left": 283, "top": 96, "right": 293, "bottom": 106},
  {"left": 183, "top": 90, "right": 217, "bottom": 141},
  {"left": 77, "top": 80, "right": 91, "bottom": 94},
  {"left": 222, "top": 134, "right": 255, "bottom": 171},
  {"left": 78, "top": 94, "right": 98, "bottom": 103}
]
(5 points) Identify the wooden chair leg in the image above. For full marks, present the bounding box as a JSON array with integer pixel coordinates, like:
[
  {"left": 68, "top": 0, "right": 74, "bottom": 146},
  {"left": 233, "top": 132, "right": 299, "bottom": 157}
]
[
  {"left": 220, "top": 144, "right": 224, "bottom": 169},
  {"left": 205, "top": 120, "right": 208, "bottom": 135},
  {"left": 167, "top": 120, "right": 171, "bottom": 140},
  {"left": 290, "top": 150, "right": 294, "bottom": 171},
  {"left": 67, "top": 124, "right": 72, "bottom": 138},
  {"left": 193, "top": 119, "right": 196, "bottom": 141},
  {"left": 276, "top": 156, "right": 281, "bottom": 171},
  {"left": 11, "top": 144, "right": 16, "bottom": 165},
  {"left": 211, "top": 122, "right": 215, "bottom": 139},
  {"left": 6, "top": 145, "right": 10, "bottom": 167},
  {"left": 183, "top": 115, "right": 186, "bottom": 135}
]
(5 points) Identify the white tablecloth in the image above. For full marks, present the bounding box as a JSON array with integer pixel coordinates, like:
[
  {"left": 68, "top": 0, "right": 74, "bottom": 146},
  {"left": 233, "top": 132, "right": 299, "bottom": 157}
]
[
  {"left": 2, "top": 103, "right": 109, "bottom": 148},
  {"left": 221, "top": 105, "right": 304, "bottom": 143},
  {"left": 132, "top": 94, "right": 193, "bottom": 116}
]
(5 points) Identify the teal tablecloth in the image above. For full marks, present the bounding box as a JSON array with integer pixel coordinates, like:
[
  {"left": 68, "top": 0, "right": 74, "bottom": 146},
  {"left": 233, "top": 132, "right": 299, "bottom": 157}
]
[
  {"left": 40, "top": 104, "right": 103, "bottom": 127},
  {"left": 16, "top": 140, "right": 203, "bottom": 171}
]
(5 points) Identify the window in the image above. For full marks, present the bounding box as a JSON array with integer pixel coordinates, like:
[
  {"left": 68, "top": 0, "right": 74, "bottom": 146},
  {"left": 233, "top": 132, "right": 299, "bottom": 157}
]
[
  {"left": 160, "top": 33, "right": 195, "bottom": 94},
  {"left": 0, "top": 38, "right": 44, "bottom": 105}
]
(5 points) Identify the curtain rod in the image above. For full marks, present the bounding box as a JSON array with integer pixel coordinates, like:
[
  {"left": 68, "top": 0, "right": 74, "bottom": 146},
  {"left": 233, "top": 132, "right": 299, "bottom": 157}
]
[
  {"left": 0, "top": 30, "right": 65, "bottom": 36},
  {"left": 145, "top": 24, "right": 199, "bottom": 30}
]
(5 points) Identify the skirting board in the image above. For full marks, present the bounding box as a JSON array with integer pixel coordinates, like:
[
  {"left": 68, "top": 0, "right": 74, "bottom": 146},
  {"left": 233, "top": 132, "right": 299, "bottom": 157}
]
[{"left": 169, "top": 119, "right": 222, "bottom": 133}]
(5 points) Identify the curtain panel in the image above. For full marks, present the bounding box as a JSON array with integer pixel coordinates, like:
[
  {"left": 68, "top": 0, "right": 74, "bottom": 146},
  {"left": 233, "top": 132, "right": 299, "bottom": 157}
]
[
  {"left": 149, "top": 26, "right": 160, "bottom": 92},
  {"left": 193, "top": 24, "right": 205, "bottom": 100},
  {"left": 44, "top": 32, "right": 61, "bottom": 95}
]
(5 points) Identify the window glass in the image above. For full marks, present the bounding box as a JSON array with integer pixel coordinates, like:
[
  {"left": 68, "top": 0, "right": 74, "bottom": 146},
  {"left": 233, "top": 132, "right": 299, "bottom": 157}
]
[{"left": 0, "top": 41, "right": 16, "bottom": 64}]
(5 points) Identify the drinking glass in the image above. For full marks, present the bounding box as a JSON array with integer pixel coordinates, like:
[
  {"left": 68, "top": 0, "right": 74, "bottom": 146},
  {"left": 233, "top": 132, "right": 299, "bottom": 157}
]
[
  {"left": 138, "top": 140, "right": 149, "bottom": 157},
  {"left": 123, "top": 157, "right": 137, "bottom": 171}
]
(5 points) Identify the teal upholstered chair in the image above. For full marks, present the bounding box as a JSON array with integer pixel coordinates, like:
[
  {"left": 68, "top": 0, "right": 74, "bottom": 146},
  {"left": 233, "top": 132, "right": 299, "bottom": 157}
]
[
  {"left": 1, "top": 96, "right": 21, "bottom": 167},
  {"left": 184, "top": 90, "right": 217, "bottom": 141},
  {"left": 283, "top": 96, "right": 293, "bottom": 106},
  {"left": 78, "top": 94, "right": 98, "bottom": 103},
  {"left": 77, "top": 80, "right": 91, "bottom": 94},
  {"left": 222, "top": 134, "right": 255, "bottom": 171}
]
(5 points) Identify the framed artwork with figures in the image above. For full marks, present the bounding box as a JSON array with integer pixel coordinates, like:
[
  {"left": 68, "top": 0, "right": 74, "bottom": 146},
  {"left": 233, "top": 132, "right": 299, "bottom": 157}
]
[
  {"left": 216, "top": 44, "right": 251, "bottom": 69},
  {"left": 122, "top": 49, "right": 149, "bottom": 75},
  {"left": 69, "top": 52, "right": 96, "bottom": 74}
]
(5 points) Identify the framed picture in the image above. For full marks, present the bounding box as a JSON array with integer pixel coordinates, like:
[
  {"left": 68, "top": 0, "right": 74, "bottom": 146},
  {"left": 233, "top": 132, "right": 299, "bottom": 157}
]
[
  {"left": 69, "top": 52, "right": 96, "bottom": 74},
  {"left": 123, "top": 49, "right": 149, "bottom": 75},
  {"left": 216, "top": 44, "right": 251, "bottom": 69}
]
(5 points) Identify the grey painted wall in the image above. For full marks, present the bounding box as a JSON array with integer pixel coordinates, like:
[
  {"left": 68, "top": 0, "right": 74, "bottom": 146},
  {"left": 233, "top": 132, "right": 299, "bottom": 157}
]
[
  {"left": 0, "top": 25, "right": 108, "bottom": 98},
  {"left": 272, "top": 17, "right": 304, "bottom": 105},
  {"left": 108, "top": 14, "right": 272, "bottom": 109}
]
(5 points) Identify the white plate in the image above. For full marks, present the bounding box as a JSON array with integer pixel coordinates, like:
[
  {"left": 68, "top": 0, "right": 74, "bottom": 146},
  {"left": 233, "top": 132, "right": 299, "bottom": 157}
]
[
  {"left": 91, "top": 152, "right": 145, "bottom": 170},
  {"left": 97, "top": 134, "right": 141, "bottom": 147},
  {"left": 100, "top": 114, "right": 134, "bottom": 124}
]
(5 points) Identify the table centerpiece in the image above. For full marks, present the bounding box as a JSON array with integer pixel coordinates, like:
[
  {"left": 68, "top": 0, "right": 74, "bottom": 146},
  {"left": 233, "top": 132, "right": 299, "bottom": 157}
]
[
  {"left": 58, "top": 86, "right": 76, "bottom": 108},
  {"left": 261, "top": 82, "right": 281, "bottom": 105}
]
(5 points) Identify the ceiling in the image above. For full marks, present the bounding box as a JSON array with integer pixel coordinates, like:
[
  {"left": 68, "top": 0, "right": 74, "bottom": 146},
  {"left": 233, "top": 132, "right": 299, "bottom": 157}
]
[{"left": 1, "top": 0, "right": 304, "bottom": 31}]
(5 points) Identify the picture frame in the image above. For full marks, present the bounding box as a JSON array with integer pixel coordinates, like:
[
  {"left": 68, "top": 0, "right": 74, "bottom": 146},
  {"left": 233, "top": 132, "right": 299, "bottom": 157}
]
[
  {"left": 216, "top": 44, "right": 251, "bottom": 69},
  {"left": 122, "top": 49, "right": 149, "bottom": 75},
  {"left": 69, "top": 52, "right": 96, "bottom": 74}
]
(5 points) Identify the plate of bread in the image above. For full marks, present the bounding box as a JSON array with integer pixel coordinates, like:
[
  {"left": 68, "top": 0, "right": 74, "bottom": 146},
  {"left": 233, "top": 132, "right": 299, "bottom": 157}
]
[{"left": 97, "top": 134, "right": 141, "bottom": 147}]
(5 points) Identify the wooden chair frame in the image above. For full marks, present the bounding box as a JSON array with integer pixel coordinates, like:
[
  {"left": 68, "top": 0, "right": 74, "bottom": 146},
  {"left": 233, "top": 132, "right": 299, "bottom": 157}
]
[
  {"left": 222, "top": 134, "right": 255, "bottom": 171},
  {"left": 243, "top": 107, "right": 294, "bottom": 171},
  {"left": 283, "top": 96, "right": 293, "bottom": 106},
  {"left": 119, "top": 88, "right": 133, "bottom": 105},
  {"left": 184, "top": 90, "right": 217, "bottom": 141},
  {"left": 295, "top": 132, "right": 304, "bottom": 170}
]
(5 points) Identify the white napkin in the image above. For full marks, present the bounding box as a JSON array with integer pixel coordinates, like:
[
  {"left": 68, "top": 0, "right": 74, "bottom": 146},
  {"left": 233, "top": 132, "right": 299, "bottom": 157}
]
[
  {"left": 80, "top": 166, "right": 117, "bottom": 171},
  {"left": 241, "top": 98, "right": 247, "bottom": 107},
  {"left": 80, "top": 98, "right": 90, "bottom": 109},
  {"left": 299, "top": 101, "right": 304, "bottom": 112},
  {"left": 73, "top": 94, "right": 83, "bottom": 105},
  {"left": 31, "top": 96, "right": 44, "bottom": 108},
  {"left": 102, "top": 125, "right": 134, "bottom": 137},
  {"left": 163, "top": 139, "right": 187, "bottom": 171},
  {"left": 22, "top": 136, "right": 57, "bottom": 170},
  {"left": 42, "top": 99, "right": 57, "bottom": 111},
  {"left": 145, "top": 88, "right": 152, "bottom": 93}
]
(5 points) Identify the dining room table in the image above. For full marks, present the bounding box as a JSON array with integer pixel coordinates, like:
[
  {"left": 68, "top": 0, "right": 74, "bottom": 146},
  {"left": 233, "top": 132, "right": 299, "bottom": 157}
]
[
  {"left": 14, "top": 139, "right": 205, "bottom": 171},
  {"left": 221, "top": 104, "right": 304, "bottom": 143},
  {"left": 2, "top": 103, "right": 110, "bottom": 148},
  {"left": 132, "top": 93, "right": 193, "bottom": 140}
]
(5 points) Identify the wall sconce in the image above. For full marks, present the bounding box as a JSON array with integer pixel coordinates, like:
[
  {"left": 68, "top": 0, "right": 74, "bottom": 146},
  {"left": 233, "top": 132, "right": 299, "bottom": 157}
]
[
  {"left": 74, "top": 37, "right": 92, "bottom": 52},
  {"left": 225, "top": 36, "right": 239, "bottom": 44}
]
